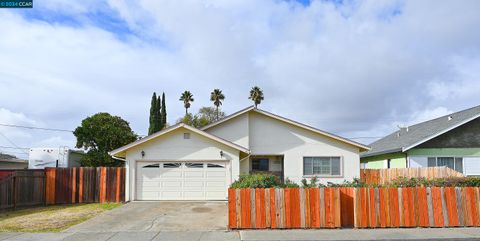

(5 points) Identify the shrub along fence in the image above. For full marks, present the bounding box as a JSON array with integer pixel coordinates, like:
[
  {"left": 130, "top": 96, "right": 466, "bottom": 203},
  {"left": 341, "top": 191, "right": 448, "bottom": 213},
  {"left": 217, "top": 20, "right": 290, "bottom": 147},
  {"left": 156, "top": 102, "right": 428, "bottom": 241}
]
[
  {"left": 360, "top": 167, "right": 464, "bottom": 185},
  {"left": 229, "top": 186, "right": 480, "bottom": 229},
  {"left": 0, "top": 167, "right": 125, "bottom": 211}
]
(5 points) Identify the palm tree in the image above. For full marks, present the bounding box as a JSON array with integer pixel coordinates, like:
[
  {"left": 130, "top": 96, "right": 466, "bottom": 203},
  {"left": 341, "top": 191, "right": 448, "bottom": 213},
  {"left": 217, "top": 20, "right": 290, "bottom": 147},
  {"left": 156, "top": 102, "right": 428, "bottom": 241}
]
[
  {"left": 210, "top": 89, "right": 225, "bottom": 120},
  {"left": 179, "top": 91, "right": 194, "bottom": 115},
  {"left": 248, "top": 86, "right": 264, "bottom": 108}
]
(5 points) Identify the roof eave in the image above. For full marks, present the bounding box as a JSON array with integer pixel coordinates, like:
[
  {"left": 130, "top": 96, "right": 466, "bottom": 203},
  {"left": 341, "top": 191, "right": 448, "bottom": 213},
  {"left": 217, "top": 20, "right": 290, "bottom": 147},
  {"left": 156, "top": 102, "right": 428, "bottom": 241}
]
[
  {"left": 109, "top": 123, "right": 250, "bottom": 158},
  {"left": 402, "top": 113, "right": 480, "bottom": 152},
  {"left": 360, "top": 148, "right": 404, "bottom": 158}
]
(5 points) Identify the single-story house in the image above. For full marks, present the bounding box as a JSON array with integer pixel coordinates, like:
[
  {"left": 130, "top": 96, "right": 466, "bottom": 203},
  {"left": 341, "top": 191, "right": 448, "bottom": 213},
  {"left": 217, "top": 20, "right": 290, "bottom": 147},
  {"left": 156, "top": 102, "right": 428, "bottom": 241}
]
[
  {"left": 0, "top": 153, "right": 28, "bottom": 169},
  {"left": 110, "top": 106, "right": 369, "bottom": 201},
  {"left": 361, "top": 105, "right": 480, "bottom": 176}
]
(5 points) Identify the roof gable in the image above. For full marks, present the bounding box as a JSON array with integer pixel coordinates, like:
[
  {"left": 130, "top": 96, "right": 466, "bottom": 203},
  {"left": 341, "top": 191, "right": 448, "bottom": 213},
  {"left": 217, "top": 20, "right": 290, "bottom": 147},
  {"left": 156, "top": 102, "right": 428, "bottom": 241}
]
[
  {"left": 362, "top": 105, "right": 480, "bottom": 157},
  {"left": 109, "top": 123, "right": 250, "bottom": 158},
  {"left": 202, "top": 106, "right": 370, "bottom": 151}
]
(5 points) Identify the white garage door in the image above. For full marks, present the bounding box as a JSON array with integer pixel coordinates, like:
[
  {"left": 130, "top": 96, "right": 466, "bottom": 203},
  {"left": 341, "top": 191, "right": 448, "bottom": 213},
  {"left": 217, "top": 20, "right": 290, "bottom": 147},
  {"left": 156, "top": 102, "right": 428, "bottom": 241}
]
[{"left": 136, "top": 161, "right": 228, "bottom": 200}]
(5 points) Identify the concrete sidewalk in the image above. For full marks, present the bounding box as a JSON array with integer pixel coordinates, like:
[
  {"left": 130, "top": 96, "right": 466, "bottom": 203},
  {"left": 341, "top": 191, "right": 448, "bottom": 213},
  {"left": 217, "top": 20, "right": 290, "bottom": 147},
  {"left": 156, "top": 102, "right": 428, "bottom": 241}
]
[
  {"left": 0, "top": 231, "right": 239, "bottom": 241},
  {"left": 1, "top": 228, "right": 480, "bottom": 241},
  {"left": 240, "top": 228, "right": 480, "bottom": 241}
]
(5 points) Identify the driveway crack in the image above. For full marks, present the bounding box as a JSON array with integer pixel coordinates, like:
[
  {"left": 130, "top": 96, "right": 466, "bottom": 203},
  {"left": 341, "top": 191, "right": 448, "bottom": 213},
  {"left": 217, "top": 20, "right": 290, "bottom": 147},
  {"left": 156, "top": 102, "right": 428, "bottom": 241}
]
[
  {"left": 197, "top": 231, "right": 204, "bottom": 241},
  {"left": 145, "top": 214, "right": 165, "bottom": 231}
]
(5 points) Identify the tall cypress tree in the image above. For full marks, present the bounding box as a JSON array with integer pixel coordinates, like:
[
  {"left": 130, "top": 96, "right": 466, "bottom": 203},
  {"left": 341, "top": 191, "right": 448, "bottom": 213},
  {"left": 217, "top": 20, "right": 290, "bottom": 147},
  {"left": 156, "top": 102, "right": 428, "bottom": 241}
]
[
  {"left": 154, "top": 95, "right": 161, "bottom": 132},
  {"left": 161, "top": 92, "right": 167, "bottom": 128},
  {"left": 148, "top": 92, "right": 157, "bottom": 135}
]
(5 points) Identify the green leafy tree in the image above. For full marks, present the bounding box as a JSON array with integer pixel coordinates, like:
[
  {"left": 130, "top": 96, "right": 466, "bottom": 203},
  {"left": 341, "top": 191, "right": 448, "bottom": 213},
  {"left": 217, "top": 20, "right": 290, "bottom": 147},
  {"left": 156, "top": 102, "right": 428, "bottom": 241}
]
[
  {"left": 148, "top": 92, "right": 157, "bottom": 135},
  {"left": 248, "top": 86, "right": 264, "bottom": 108},
  {"left": 210, "top": 89, "right": 225, "bottom": 120},
  {"left": 74, "top": 113, "right": 138, "bottom": 167},
  {"left": 179, "top": 91, "right": 194, "bottom": 114},
  {"left": 161, "top": 92, "right": 167, "bottom": 127},
  {"left": 176, "top": 107, "right": 225, "bottom": 128}
]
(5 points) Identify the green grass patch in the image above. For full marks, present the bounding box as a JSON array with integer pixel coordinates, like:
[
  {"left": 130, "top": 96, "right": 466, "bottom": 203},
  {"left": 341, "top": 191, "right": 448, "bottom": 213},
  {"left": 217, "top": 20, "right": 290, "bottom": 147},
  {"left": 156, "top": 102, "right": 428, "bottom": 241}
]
[{"left": 0, "top": 203, "right": 123, "bottom": 232}]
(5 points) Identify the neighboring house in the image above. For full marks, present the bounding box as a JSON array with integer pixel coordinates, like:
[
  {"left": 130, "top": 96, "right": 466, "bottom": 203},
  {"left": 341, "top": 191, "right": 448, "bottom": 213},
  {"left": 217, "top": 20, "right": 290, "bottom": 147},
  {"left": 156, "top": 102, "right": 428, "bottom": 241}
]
[
  {"left": 110, "top": 106, "right": 369, "bottom": 201},
  {"left": 0, "top": 153, "right": 28, "bottom": 169},
  {"left": 361, "top": 105, "right": 480, "bottom": 176}
]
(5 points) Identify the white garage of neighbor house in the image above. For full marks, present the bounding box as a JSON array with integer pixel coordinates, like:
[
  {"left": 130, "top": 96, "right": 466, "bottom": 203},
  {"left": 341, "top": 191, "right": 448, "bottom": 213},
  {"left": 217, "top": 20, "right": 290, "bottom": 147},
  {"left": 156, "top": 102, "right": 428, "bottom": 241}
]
[{"left": 109, "top": 106, "right": 370, "bottom": 201}]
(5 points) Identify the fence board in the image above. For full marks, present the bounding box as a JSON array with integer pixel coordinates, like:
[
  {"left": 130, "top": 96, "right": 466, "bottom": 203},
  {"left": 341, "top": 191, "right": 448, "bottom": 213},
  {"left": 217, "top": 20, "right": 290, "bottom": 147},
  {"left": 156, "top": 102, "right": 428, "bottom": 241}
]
[
  {"left": 350, "top": 186, "right": 480, "bottom": 228},
  {"left": 269, "top": 188, "right": 276, "bottom": 229},
  {"left": 360, "top": 167, "right": 464, "bottom": 185},
  {"left": 228, "top": 188, "right": 236, "bottom": 229},
  {"left": 0, "top": 167, "right": 125, "bottom": 211},
  {"left": 417, "top": 187, "right": 429, "bottom": 227},
  {"left": 339, "top": 188, "right": 354, "bottom": 227},
  {"left": 229, "top": 188, "right": 341, "bottom": 229}
]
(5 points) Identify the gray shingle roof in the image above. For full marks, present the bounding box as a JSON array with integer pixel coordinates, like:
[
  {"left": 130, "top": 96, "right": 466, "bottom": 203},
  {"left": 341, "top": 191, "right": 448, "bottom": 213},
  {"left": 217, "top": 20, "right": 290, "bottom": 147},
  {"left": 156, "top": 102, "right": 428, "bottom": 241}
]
[{"left": 361, "top": 105, "right": 480, "bottom": 157}]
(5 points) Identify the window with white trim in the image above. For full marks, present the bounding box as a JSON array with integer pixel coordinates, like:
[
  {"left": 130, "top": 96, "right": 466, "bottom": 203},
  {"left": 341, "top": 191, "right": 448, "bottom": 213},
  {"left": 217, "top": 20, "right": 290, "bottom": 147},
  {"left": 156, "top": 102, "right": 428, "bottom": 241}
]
[
  {"left": 303, "top": 157, "right": 341, "bottom": 176},
  {"left": 427, "top": 157, "right": 463, "bottom": 173}
]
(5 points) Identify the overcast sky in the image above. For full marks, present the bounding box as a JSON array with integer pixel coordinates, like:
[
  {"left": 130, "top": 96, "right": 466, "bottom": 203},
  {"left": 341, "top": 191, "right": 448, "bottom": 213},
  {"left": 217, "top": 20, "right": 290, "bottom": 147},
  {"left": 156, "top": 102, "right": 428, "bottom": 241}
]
[{"left": 1, "top": 0, "right": 480, "bottom": 159}]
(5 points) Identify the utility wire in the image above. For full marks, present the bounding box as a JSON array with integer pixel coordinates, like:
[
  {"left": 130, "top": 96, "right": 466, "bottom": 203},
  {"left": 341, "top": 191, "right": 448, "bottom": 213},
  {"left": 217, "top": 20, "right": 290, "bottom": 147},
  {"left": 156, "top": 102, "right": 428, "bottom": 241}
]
[
  {"left": 0, "top": 145, "right": 29, "bottom": 150},
  {"left": 0, "top": 123, "right": 73, "bottom": 132},
  {"left": 0, "top": 131, "right": 29, "bottom": 154}
]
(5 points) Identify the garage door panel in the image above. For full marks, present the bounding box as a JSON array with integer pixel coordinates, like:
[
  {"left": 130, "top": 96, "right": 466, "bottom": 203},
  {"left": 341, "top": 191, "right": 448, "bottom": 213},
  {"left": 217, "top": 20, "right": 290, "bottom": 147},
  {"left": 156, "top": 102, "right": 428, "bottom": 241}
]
[
  {"left": 206, "top": 181, "right": 225, "bottom": 187},
  {"left": 162, "top": 191, "right": 183, "bottom": 199},
  {"left": 139, "top": 183, "right": 161, "bottom": 189},
  {"left": 184, "top": 181, "right": 204, "bottom": 188},
  {"left": 136, "top": 161, "right": 227, "bottom": 200},
  {"left": 206, "top": 192, "right": 225, "bottom": 199},
  {"left": 184, "top": 191, "right": 204, "bottom": 199},
  {"left": 206, "top": 172, "right": 226, "bottom": 178},
  {"left": 162, "top": 181, "right": 182, "bottom": 188},
  {"left": 138, "top": 192, "right": 160, "bottom": 200},
  {"left": 184, "top": 171, "right": 204, "bottom": 178},
  {"left": 161, "top": 171, "right": 182, "bottom": 178}
]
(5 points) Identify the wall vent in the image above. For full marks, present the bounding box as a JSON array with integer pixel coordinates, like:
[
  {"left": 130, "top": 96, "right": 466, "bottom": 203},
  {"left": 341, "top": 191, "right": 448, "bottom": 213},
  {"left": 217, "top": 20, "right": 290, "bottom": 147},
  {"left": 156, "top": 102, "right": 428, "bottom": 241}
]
[{"left": 183, "top": 133, "right": 191, "bottom": 139}]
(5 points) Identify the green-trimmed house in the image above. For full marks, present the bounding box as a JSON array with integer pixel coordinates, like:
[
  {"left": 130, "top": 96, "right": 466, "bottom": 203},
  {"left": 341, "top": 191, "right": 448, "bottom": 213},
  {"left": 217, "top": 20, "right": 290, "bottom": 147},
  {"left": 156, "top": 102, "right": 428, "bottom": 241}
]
[{"left": 361, "top": 105, "right": 480, "bottom": 176}]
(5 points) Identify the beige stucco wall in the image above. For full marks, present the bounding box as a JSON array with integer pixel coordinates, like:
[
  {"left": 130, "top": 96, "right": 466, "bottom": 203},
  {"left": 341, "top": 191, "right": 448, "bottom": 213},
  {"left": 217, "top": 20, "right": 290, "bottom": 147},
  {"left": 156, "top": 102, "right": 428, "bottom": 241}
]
[
  {"left": 205, "top": 113, "right": 249, "bottom": 148},
  {"left": 247, "top": 112, "right": 361, "bottom": 184},
  {"left": 123, "top": 127, "right": 240, "bottom": 201}
]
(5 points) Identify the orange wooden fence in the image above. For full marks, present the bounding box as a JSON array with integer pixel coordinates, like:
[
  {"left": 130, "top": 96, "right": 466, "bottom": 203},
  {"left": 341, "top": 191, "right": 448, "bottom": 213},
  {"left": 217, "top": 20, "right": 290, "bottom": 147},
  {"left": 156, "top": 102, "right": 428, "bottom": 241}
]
[
  {"left": 360, "top": 167, "right": 464, "bottom": 185},
  {"left": 228, "top": 188, "right": 342, "bottom": 229},
  {"left": 353, "top": 187, "right": 480, "bottom": 228},
  {"left": 45, "top": 167, "right": 125, "bottom": 204}
]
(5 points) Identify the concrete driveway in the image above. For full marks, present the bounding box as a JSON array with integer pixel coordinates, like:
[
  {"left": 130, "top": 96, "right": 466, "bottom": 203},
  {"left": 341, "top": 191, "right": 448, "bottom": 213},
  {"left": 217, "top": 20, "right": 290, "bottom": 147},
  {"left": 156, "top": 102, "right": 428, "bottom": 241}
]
[{"left": 66, "top": 201, "right": 227, "bottom": 232}]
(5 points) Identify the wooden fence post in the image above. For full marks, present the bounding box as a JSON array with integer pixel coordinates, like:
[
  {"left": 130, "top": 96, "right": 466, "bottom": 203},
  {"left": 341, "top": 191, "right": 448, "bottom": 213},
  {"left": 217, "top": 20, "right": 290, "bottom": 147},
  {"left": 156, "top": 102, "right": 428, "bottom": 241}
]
[{"left": 12, "top": 175, "right": 16, "bottom": 210}]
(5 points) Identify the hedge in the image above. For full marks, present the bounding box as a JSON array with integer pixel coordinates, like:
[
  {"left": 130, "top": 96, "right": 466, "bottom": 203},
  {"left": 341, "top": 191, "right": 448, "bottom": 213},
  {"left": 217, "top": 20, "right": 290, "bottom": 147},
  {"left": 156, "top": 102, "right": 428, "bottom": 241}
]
[{"left": 229, "top": 174, "right": 480, "bottom": 189}]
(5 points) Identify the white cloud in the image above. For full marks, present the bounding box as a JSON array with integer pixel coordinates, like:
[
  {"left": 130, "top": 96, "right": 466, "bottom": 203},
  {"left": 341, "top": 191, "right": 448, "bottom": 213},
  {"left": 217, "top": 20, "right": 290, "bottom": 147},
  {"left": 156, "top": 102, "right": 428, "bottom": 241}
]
[{"left": 1, "top": 0, "right": 480, "bottom": 151}]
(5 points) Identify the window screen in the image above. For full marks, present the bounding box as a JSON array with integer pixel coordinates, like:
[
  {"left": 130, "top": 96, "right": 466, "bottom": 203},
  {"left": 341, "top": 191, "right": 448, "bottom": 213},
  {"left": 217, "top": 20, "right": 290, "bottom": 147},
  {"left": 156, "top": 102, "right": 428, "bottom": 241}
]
[
  {"left": 303, "top": 157, "right": 341, "bottom": 176},
  {"left": 437, "top": 157, "right": 454, "bottom": 170},
  {"left": 427, "top": 157, "right": 436, "bottom": 167},
  {"left": 331, "top": 157, "right": 341, "bottom": 175},
  {"left": 427, "top": 157, "right": 463, "bottom": 173},
  {"left": 252, "top": 159, "right": 269, "bottom": 171},
  {"left": 455, "top": 157, "right": 463, "bottom": 173}
]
